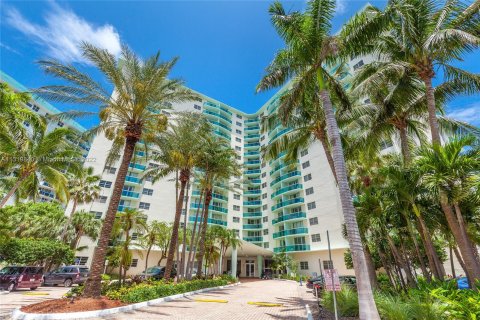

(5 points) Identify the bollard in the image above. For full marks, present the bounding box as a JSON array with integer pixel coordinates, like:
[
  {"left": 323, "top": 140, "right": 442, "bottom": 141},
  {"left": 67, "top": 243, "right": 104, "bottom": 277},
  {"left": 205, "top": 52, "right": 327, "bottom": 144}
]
[{"left": 299, "top": 278, "right": 303, "bottom": 286}]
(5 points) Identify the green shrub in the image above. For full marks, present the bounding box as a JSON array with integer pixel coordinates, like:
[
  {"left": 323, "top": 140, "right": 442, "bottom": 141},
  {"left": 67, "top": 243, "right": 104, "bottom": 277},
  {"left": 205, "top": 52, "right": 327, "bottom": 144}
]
[
  {"left": 375, "top": 294, "right": 413, "bottom": 320},
  {"left": 323, "top": 286, "right": 359, "bottom": 317}
]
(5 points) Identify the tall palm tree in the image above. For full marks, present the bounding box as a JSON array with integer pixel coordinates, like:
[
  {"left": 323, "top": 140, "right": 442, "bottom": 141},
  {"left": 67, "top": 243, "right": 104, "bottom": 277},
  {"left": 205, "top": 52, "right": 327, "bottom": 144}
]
[
  {"left": 36, "top": 43, "right": 199, "bottom": 297},
  {"left": 341, "top": 0, "right": 480, "bottom": 144},
  {"left": 257, "top": 1, "right": 380, "bottom": 317},
  {"left": 61, "top": 167, "right": 101, "bottom": 241},
  {"left": 416, "top": 136, "right": 480, "bottom": 286},
  {"left": 68, "top": 210, "right": 102, "bottom": 250},
  {"left": 195, "top": 137, "right": 240, "bottom": 278},
  {"left": 149, "top": 113, "right": 212, "bottom": 280},
  {"left": 139, "top": 220, "right": 168, "bottom": 275},
  {"left": 0, "top": 126, "right": 82, "bottom": 208}
]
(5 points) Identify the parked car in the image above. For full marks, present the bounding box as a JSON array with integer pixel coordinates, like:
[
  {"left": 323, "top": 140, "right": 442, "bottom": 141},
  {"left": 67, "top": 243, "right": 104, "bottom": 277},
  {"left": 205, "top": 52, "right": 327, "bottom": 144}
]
[
  {"left": 43, "top": 266, "right": 90, "bottom": 287},
  {"left": 306, "top": 275, "right": 324, "bottom": 289},
  {"left": 135, "top": 266, "right": 177, "bottom": 280},
  {"left": 312, "top": 275, "right": 357, "bottom": 296},
  {"left": 0, "top": 266, "right": 43, "bottom": 292}
]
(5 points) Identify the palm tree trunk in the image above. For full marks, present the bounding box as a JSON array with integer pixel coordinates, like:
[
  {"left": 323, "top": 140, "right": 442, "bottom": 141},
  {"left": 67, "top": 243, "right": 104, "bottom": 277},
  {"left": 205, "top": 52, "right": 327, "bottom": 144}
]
[
  {"left": 0, "top": 172, "right": 29, "bottom": 208},
  {"left": 317, "top": 75, "right": 380, "bottom": 320},
  {"left": 416, "top": 214, "right": 445, "bottom": 279},
  {"left": 453, "top": 202, "right": 480, "bottom": 265},
  {"left": 83, "top": 135, "right": 137, "bottom": 298},
  {"left": 196, "top": 189, "right": 212, "bottom": 278},
  {"left": 165, "top": 169, "right": 189, "bottom": 280},
  {"left": 453, "top": 246, "right": 468, "bottom": 277},
  {"left": 398, "top": 126, "right": 411, "bottom": 164},
  {"left": 364, "top": 244, "right": 378, "bottom": 289},
  {"left": 179, "top": 182, "right": 190, "bottom": 279},
  {"left": 405, "top": 216, "right": 429, "bottom": 281},
  {"left": 439, "top": 194, "right": 480, "bottom": 286},
  {"left": 144, "top": 245, "right": 152, "bottom": 275},
  {"left": 422, "top": 76, "right": 441, "bottom": 145},
  {"left": 449, "top": 245, "right": 456, "bottom": 278},
  {"left": 313, "top": 127, "right": 337, "bottom": 183},
  {"left": 61, "top": 199, "right": 78, "bottom": 242},
  {"left": 186, "top": 192, "right": 204, "bottom": 279},
  {"left": 386, "top": 234, "right": 415, "bottom": 287}
]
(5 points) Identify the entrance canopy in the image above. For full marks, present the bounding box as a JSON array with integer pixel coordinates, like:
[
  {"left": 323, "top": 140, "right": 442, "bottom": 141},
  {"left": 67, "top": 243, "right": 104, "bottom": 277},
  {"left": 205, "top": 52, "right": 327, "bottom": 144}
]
[{"left": 224, "top": 240, "right": 273, "bottom": 257}]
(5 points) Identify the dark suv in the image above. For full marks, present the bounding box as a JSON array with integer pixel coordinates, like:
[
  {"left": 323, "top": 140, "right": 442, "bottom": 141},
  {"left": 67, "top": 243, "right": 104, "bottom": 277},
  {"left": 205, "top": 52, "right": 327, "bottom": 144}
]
[
  {"left": 43, "top": 266, "right": 90, "bottom": 287},
  {"left": 0, "top": 266, "right": 43, "bottom": 292},
  {"left": 135, "top": 266, "right": 177, "bottom": 281}
]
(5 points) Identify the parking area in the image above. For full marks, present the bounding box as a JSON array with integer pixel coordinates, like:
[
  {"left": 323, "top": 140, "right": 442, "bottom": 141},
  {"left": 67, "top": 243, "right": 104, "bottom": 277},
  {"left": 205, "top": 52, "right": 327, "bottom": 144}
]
[{"left": 0, "top": 286, "right": 70, "bottom": 319}]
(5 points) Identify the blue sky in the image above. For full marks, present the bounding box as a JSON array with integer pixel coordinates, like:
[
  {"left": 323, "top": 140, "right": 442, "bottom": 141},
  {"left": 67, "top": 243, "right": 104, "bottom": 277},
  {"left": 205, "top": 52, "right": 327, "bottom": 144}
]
[{"left": 1, "top": 0, "right": 478, "bottom": 129}]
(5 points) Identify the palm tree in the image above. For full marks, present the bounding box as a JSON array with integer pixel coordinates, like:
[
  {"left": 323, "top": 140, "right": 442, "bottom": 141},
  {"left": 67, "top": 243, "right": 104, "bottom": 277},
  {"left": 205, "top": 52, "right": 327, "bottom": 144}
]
[
  {"left": 195, "top": 137, "right": 240, "bottom": 278},
  {"left": 215, "top": 227, "right": 241, "bottom": 275},
  {"left": 416, "top": 136, "right": 480, "bottom": 286},
  {"left": 36, "top": 43, "right": 199, "bottom": 297},
  {"left": 257, "top": 1, "right": 380, "bottom": 317},
  {"left": 149, "top": 113, "right": 212, "bottom": 280},
  {"left": 0, "top": 126, "right": 82, "bottom": 208},
  {"left": 139, "top": 220, "right": 168, "bottom": 275},
  {"left": 341, "top": 0, "right": 480, "bottom": 145},
  {"left": 61, "top": 167, "right": 101, "bottom": 241},
  {"left": 69, "top": 210, "right": 102, "bottom": 250},
  {"left": 115, "top": 208, "right": 147, "bottom": 284}
]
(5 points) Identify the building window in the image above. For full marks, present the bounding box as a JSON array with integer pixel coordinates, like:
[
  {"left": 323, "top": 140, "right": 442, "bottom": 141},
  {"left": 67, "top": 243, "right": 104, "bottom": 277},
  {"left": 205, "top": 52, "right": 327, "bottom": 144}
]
[
  {"left": 236, "top": 121, "right": 242, "bottom": 127},
  {"left": 234, "top": 194, "right": 240, "bottom": 200},
  {"left": 236, "top": 155, "right": 241, "bottom": 160},
  {"left": 97, "top": 196, "right": 108, "bottom": 203},
  {"left": 261, "top": 172, "right": 266, "bottom": 178},
  {"left": 307, "top": 202, "right": 316, "bottom": 210},
  {"left": 90, "top": 211, "right": 103, "bottom": 219},
  {"left": 300, "top": 261, "right": 309, "bottom": 270},
  {"left": 262, "top": 182, "right": 267, "bottom": 188},
  {"left": 353, "top": 59, "right": 364, "bottom": 71},
  {"left": 234, "top": 183, "right": 241, "bottom": 188},
  {"left": 306, "top": 187, "right": 314, "bottom": 196},
  {"left": 323, "top": 260, "right": 333, "bottom": 270},
  {"left": 23, "top": 121, "right": 30, "bottom": 127},
  {"left": 233, "top": 217, "right": 240, "bottom": 223},
  {"left": 264, "top": 242, "right": 269, "bottom": 248},
  {"left": 193, "top": 104, "right": 202, "bottom": 111},
  {"left": 235, "top": 137, "right": 242, "bottom": 142},
  {"left": 302, "top": 161, "right": 310, "bottom": 169},
  {"left": 300, "top": 149, "right": 308, "bottom": 157},
  {"left": 236, "top": 129, "right": 242, "bottom": 134},
  {"left": 139, "top": 202, "right": 150, "bottom": 210},
  {"left": 235, "top": 146, "right": 241, "bottom": 151},
  {"left": 104, "top": 166, "right": 116, "bottom": 174},
  {"left": 32, "top": 105, "right": 40, "bottom": 112},
  {"left": 181, "top": 209, "right": 186, "bottom": 215},
  {"left": 130, "top": 259, "right": 138, "bottom": 267},
  {"left": 131, "top": 233, "right": 140, "bottom": 240},
  {"left": 304, "top": 174, "right": 312, "bottom": 182},
  {"left": 260, "top": 135, "right": 265, "bottom": 141},
  {"left": 237, "top": 114, "right": 243, "bottom": 119},
  {"left": 233, "top": 205, "right": 240, "bottom": 211},
  {"left": 263, "top": 216, "right": 268, "bottom": 223},
  {"left": 234, "top": 229, "right": 240, "bottom": 236},
  {"left": 142, "top": 188, "right": 153, "bottom": 196},
  {"left": 263, "top": 229, "right": 269, "bottom": 235},
  {"left": 262, "top": 204, "right": 268, "bottom": 210},
  {"left": 99, "top": 180, "right": 112, "bottom": 188},
  {"left": 309, "top": 217, "right": 318, "bottom": 225},
  {"left": 262, "top": 193, "right": 267, "bottom": 199},
  {"left": 261, "top": 162, "right": 266, "bottom": 168},
  {"left": 364, "top": 98, "right": 371, "bottom": 103},
  {"left": 57, "top": 121, "right": 64, "bottom": 127},
  {"left": 74, "top": 256, "right": 88, "bottom": 265},
  {"left": 311, "top": 233, "right": 321, "bottom": 242}
]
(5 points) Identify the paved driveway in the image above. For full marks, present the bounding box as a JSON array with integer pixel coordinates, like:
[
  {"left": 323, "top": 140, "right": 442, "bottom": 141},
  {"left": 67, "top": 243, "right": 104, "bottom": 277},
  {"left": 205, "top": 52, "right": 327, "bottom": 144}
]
[
  {"left": 0, "top": 286, "right": 70, "bottom": 319},
  {"left": 98, "top": 279, "right": 317, "bottom": 320}
]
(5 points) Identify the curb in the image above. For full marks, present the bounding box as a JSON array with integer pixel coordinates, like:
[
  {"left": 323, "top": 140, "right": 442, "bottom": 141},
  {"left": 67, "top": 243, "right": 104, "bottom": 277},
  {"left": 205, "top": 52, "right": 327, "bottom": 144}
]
[{"left": 12, "top": 282, "right": 240, "bottom": 320}]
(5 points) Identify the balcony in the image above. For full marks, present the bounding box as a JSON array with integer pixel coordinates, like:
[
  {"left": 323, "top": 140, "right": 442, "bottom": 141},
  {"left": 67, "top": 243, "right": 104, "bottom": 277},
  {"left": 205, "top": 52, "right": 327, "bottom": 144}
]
[
  {"left": 272, "top": 212, "right": 307, "bottom": 225},
  {"left": 204, "top": 101, "right": 232, "bottom": 116},
  {"left": 243, "top": 236, "right": 263, "bottom": 242},
  {"left": 244, "top": 169, "right": 261, "bottom": 176},
  {"left": 189, "top": 216, "right": 227, "bottom": 227},
  {"left": 208, "top": 120, "right": 232, "bottom": 132},
  {"left": 271, "top": 197, "right": 304, "bottom": 211},
  {"left": 192, "top": 191, "right": 228, "bottom": 202},
  {"left": 270, "top": 171, "right": 301, "bottom": 187},
  {"left": 244, "top": 160, "right": 261, "bottom": 167},
  {"left": 121, "top": 190, "right": 140, "bottom": 199},
  {"left": 243, "top": 212, "right": 262, "bottom": 218},
  {"left": 270, "top": 161, "right": 298, "bottom": 176},
  {"left": 247, "top": 179, "right": 261, "bottom": 185},
  {"left": 244, "top": 189, "right": 261, "bottom": 195},
  {"left": 129, "top": 163, "right": 146, "bottom": 171},
  {"left": 243, "top": 200, "right": 262, "bottom": 206},
  {"left": 135, "top": 151, "right": 146, "bottom": 157},
  {"left": 271, "top": 184, "right": 303, "bottom": 199},
  {"left": 190, "top": 203, "right": 228, "bottom": 214},
  {"left": 244, "top": 119, "right": 259, "bottom": 124},
  {"left": 244, "top": 151, "right": 260, "bottom": 158},
  {"left": 125, "top": 176, "right": 142, "bottom": 185},
  {"left": 117, "top": 205, "right": 133, "bottom": 212},
  {"left": 212, "top": 129, "right": 231, "bottom": 140},
  {"left": 274, "top": 244, "right": 311, "bottom": 253},
  {"left": 204, "top": 110, "right": 232, "bottom": 124},
  {"left": 245, "top": 134, "right": 260, "bottom": 141},
  {"left": 244, "top": 142, "right": 260, "bottom": 149},
  {"left": 245, "top": 126, "right": 260, "bottom": 132},
  {"left": 270, "top": 128, "right": 291, "bottom": 142},
  {"left": 243, "top": 224, "right": 262, "bottom": 229},
  {"left": 273, "top": 227, "right": 308, "bottom": 239}
]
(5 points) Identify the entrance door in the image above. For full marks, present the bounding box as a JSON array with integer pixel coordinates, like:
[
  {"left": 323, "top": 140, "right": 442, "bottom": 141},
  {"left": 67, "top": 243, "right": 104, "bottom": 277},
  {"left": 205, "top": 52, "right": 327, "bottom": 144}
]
[{"left": 246, "top": 260, "right": 255, "bottom": 277}]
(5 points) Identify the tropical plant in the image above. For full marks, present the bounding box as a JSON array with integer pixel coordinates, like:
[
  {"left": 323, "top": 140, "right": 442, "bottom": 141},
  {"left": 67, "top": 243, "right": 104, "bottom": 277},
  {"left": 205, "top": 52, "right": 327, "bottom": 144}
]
[
  {"left": 68, "top": 210, "right": 102, "bottom": 250},
  {"left": 36, "top": 43, "right": 199, "bottom": 297},
  {"left": 139, "top": 220, "right": 169, "bottom": 275},
  {"left": 257, "top": 0, "right": 379, "bottom": 317}
]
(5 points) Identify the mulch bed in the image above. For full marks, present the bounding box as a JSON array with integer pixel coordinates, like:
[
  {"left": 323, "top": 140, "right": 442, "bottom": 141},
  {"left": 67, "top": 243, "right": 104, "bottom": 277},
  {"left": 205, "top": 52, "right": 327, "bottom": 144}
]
[{"left": 21, "top": 297, "right": 126, "bottom": 314}]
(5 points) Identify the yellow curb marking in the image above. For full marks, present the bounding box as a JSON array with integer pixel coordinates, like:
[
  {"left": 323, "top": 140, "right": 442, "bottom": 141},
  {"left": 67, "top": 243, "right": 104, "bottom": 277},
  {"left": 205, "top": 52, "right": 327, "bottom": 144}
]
[
  {"left": 194, "top": 299, "right": 228, "bottom": 303},
  {"left": 247, "top": 302, "right": 283, "bottom": 307},
  {"left": 22, "top": 292, "right": 50, "bottom": 296}
]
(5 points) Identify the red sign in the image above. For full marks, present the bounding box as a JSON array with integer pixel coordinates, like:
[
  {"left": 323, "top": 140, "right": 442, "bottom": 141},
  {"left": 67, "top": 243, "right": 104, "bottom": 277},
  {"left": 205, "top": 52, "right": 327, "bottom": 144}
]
[{"left": 323, "top": 269, "right": 341, "bottom": 291}]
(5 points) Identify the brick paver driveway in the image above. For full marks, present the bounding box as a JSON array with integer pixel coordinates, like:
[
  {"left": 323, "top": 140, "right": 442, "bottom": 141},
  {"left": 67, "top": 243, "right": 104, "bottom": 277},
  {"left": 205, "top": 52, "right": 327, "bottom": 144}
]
[{"left": 99, "top": 278, "right": 317, "bottom": 320}]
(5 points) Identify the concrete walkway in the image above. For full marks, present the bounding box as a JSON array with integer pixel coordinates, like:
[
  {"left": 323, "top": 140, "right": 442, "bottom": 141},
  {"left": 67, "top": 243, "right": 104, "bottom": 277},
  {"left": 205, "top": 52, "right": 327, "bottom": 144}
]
[{"left": 98, "top": 279, "right": 316, "bottom": 320}]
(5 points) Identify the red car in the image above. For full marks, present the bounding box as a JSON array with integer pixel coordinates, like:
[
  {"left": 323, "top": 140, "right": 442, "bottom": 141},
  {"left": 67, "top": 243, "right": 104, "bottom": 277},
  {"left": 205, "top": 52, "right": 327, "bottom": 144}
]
[{"left": 0, "top": 266, "right": 44, "bottom": 292}]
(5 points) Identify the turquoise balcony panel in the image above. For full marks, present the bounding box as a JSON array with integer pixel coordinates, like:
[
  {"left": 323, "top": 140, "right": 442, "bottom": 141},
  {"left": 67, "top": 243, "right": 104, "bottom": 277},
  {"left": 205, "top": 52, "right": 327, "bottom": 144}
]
[
  {"left": 189, "top": 216, "right": 227, "bottom": 227},
  {"left": 245, "top": 126, "right": 260, "bottom": 132},
  {"left": 270, "top": 128, "right": 291, "bottom": 142},
  {"left": 243, "top": 200, "right": 262, "bottom": 206},
  {"left": 190, "top": 203, "right": 228, "bottom": 214},
  {"left": 117, "top": 205, "right": 133, "bottom": 212},
  {"left": 270, "top": 161, "right": 299, "bottom": 176},
  {"left": 244, "top": 118, "right": 259, "bottom": 124},
  {"left": 273, "top": 227, "right": 308, "bottom": 239},
  {"left": 244, "top": 169, "right": 261, "bottom": 176},
  {"left": 212, "top": 129, "right": 231, "bottom": 140},
  {"left": 243, "top": 236, "right": 263, "bottom": 242},
  {"left": 121, "top": 190, "right": 140, "bottom": 199},
  {"left": 245, "top": 134, "right": 260, "bottom": 140},
  {"left": 204, "top": 110, "right": 232, "bottom": 124},
  {"left": 129, "top": 163, "right": 146, "bottom": 171},
  {"left": 274, "top": 244, "right": 310, "bottom": 253},
  {"left": 270, "top": 171, "right": 301, "bottom": 187},
  {"left": 208, "top": 120, "right": 232, "bottom": 132},
  {"left": 244, "top": 151, "right": 260, "bottom": 158},
  {"left": 243, "top": 224, "right": 262, "bottom": 229},
  {"left": 125, "top": 176, "right": 142, "bottom": 184},
  {"left": 271, "top": 184, "right": 303, "bottom": 199},
  {"left": 244, "top": 189, "right": 261, "bottom": 195},
  {"left": 272, "top": 212, "right": 307, "bottom": 225},
  {"left": 271, "top": 197, "right": 304, "bottom": 211},
  {"left": 135, "top": 151, "right": 146, "bottom": 157},
  {"left": 243, "top": 212, "right": 262, "bottom": 218},
  {"left": 191, "top": 191, "right": 228, "bottom": 202},
  {"left": 247, "top": 179, "right": 261, "bottom": 185},
  {"left": 244, "top": 142, "right": 260, "bottom": 148},
  {"left": 204, "top": 101, "right": 232, "bottom": 116}
]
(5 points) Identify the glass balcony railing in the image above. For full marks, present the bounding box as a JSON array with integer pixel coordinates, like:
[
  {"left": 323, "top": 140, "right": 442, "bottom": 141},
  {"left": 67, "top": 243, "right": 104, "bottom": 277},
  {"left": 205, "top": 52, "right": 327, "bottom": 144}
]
[
  {"left": 135, "top": 151, "right": 146, "bottom": 157},
  {"left": 271, "top": 197, "right": 304, "bottom": 211},
  {"left": 245, "top": 134, "right": 260, "bottom": 140},
  {"left": 244, "top": 142, "right": 260, "bottom": 148},
  {"left": 244, "top": 118, "right": 259, "bottom": 124},
  {"left": 274, "top": 244, "right": 310, "bottom": 253},
  {"left": 212, "top": 129, "right": 231, "bottom": 140},
  {"left": 244, "top": 151, "right": 260, "bottom": 157},
  {"left": 125, "top": 176, "right": 142, "bottom": 184},
  {"left": 272, "top": 212, "right": 307, "bottom": 225},
  {"left": 243, "top": 212, "right": 262, "bottom": 217},
  {"left": 117, "top": 205, "right": 133, "bottom": 212},
  {"left": 273, "top": 227, "right": 308, "bottom": 239},
  {"left": 243, "top": 200, "right": 262, "bottom": 206},
  {"left": 244, "top": 189, "right": 261, "bottom": 195},
  {"left": 244, "top": 169, "right": 261, "bottom": 175},
  {"left": 129, "top": 163, "right": 146, "bottom": 171},
  {"left": 271, "top": 184, "right": 303, "bottom": 199},
  {"left": 204, "top": 101, "right": 232, "bottom": 116},
  {"left": 270, "top": 128, "right": 291, "bottom": 142},
  {"left": 204, "top": 110, "right": 232, "bottom": 124},
  {"left": 121, "top": 190, "right": 140, "bottom": 199},
  {"left": 190, "top": 203, "right": 228, "bottom": 214},
  {"left": 243, "top": 224, "right": 263, "bottom": 229},
  {"left": 270, "top": 161, "right": 298, "bottom": 176},
  {"left": 243, "top": 236, "right": 263, "bottom": 242},
  {"left": 192, "top": 191, "right": 228, "bottom": 201},
  {"left": 189, "top": 216, "right": 227, "bottom": 226},
  {"left": 245, "top": 126, "right": 260, "bottom": 132},
  {"left": 244, "top": 160, "right": 261, "bottom": 166},
  {"left": 270, "top": 171, "right": 301, "bottom": 187},
  {"left": 209, "top": 120, "right": 232, "bottom": 132},
  {"left": 247, "top": 179, "right": 261, "bottom": 185}
]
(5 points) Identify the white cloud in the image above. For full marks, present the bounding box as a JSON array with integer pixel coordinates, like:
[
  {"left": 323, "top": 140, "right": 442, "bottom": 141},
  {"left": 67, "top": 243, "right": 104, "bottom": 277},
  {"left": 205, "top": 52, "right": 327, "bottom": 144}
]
[
  {"left": 5, "top": 2, "right": 121, "bottom": 64},
  {"left": 447, "top": 103, "right": 480, "bottom": 126},
  {"left": 0, "top": 42, "right": 21, "bottom": 55},
  {"left": 336, "top": 0, "right": 347, "bottom": 14}
]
